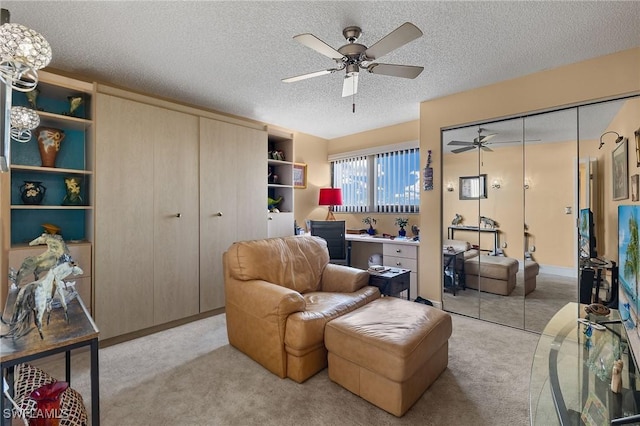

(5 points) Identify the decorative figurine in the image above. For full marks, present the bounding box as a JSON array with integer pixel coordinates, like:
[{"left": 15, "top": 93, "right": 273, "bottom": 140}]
[
  {"left": 611, "top": 359, "right": 623, "bottom": 393},
  {"left": 268, "top": 196, "right": 283, "bottom": 212},
  {"left": 14, "top": 233, "right": 71, "bottom": 286},
  {"left": 25, "top": 88, "right": 40, "bottom": 110},
  {"left": 67, "top": 95, "right": 84, "bottom": 116},
  {"left": 3, "top": 259, "right": 83, "bottom": 340},
  {"left": 451, "top": 213, "right": 463, "bottom": 226},
  {"left": 480, "top": 216, "right": 498, "bottom": 228}
]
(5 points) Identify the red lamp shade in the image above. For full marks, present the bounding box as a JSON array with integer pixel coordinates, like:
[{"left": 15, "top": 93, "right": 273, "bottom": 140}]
[
  {"left": 318, "top": 188, "right": 342, "bottom": 220},
  {"left": 318, "top": 188, "right": 343, "bottom": 206}
]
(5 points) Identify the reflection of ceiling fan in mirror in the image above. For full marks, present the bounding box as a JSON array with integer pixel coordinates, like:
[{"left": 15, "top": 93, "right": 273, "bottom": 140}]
[
  {"left": 448, "top": 128, "right": 498, "bottom": 154},
  {"left": 448, "top": 128, "right": 540, "bottom": 154}
]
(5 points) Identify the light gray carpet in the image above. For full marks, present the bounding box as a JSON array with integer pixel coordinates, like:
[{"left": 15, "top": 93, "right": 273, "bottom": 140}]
[{"left": 30, "top": 311, "right": 539, "bottom": 426}]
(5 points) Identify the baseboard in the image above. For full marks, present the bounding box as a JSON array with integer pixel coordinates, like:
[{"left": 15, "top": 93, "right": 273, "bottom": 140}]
[{"left": 429, "top": 300, "right": 442, "bottom": 309}]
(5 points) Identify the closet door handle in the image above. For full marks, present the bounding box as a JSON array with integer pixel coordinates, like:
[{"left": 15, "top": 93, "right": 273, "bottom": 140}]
[
  {"left": 214, "top": 211, "right": 223, "bottom": 217},
  {"left": 175, "top": 213, "right": 182, "bottom": 218}
]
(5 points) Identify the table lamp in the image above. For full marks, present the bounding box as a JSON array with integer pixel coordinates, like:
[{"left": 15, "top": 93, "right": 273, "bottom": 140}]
[{"left": 318, "top": 188, "right": 342, "bottom": 220}]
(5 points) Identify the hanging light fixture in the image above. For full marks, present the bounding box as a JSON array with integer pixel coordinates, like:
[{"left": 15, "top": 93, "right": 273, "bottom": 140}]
[
  {"left": 0, "top": 22, "right": 52, "bottom": 91},
  {"left": 10, "top": 105, "right": 39, "bottom": 142}
]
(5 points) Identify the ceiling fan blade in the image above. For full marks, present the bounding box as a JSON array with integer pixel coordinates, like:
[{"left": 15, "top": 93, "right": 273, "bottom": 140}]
[
  {"left": 452, "top": 146, "right": 476, "bottom": 154},
  {"left": 293, "top": 33, "right": 344, "bottom": 60},
  {"left": 364, "top": 22, "right": 423, "bottom": 60},
  {"left": 367, "top": 63, "right": 424, "bottom": 79},
  {"left": 448, "top": 141, "right": 474, "bottom": 146},
  {"left": 481, "top": 146, "right": 494, "bottom": 152},
  {"left": 477, "top": 133, "right": 497, "bottom": 143},
  {"left": 342, "top": 73, "right": 359, "bottom": 97},
  {"left": 282, "top": 69, "right": 336, "bottom": 83}
]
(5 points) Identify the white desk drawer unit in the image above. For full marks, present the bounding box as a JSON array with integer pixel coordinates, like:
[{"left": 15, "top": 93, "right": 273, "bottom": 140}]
[{"left": 383, "top": 243, "right": 418, "bottom": 299}]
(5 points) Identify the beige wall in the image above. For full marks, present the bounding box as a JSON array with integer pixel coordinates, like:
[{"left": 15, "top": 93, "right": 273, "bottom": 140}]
[
  {"left": 421, "top": 47, "right": 640, "bottom": 302},
  {"left": 293, "top": 131, "right": 331, "bottom": 226}
]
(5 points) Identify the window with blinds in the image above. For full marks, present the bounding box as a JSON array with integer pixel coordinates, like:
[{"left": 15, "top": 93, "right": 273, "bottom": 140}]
[{"left": 332, "top": 147, "right": 420, "bottom": 213}]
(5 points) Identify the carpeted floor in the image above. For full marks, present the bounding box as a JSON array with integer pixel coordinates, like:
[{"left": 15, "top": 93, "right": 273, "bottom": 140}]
[
  {"left": 443, "top": 271, "right": 576, "bottom": 332},
  {"left": 26, "top": 311, "right": 539, "bottom": 426}
]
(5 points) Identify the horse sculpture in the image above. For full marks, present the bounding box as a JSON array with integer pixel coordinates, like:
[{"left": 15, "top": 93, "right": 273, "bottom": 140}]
[
  {"left": 3, "top": 260, "right": 83, "bottom": 339},
  {"left": 14, "top": 233, "right": 71, "bottom": 286}
]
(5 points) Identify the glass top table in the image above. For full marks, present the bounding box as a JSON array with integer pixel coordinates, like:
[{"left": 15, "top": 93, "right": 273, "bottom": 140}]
[{"left": 530, "top": 302, "right": 640, "bottom": 425}]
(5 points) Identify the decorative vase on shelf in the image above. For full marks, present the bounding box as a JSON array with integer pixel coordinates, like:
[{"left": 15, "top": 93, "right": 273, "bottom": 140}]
[
  {"left": 398, "top": 227, "right": 407, "bottom": 237},
  {"left": 61, "top": 176, "right": 83, "bottom": 205},
  {"left": 36, "top": 127, "right": 65, "bottom": 168},
  {"left": 28, "top": 381, "right": 69, "bottom": 426},
  {"left": 20, "top": 181, "right": 46, "bottom": 205},
  {"left": 367, "top": 225, "right": 376, "bottom": 235}
]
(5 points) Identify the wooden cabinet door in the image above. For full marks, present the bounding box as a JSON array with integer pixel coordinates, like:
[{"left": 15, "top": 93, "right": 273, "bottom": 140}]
[
  {"left": 95, "top": 94, "right": 154, "bottom": 339},
  {"left": 199, "top": 119, "right": 267, "bottom": 312},
  {"left": 199, "top": 118, "right": 239, "bottom": 311},
  {"left": 235, "top": 125, "right": 268, "bottom": 242},
  {"left": 152, "top": 108, "right": 200, "bottom": 324}
]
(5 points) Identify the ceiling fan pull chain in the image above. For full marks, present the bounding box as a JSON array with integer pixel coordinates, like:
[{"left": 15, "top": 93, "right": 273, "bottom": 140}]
[{"left": 352, "top": 81, "right": 356, "bottom": 113}]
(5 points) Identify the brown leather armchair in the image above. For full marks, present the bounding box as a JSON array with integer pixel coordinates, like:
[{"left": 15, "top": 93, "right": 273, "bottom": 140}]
[{"left": 223, "top": 235, "right": 380, "bottom": 383}]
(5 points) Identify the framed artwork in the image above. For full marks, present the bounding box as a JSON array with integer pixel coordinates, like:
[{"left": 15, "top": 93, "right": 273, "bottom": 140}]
[
  {"left": 635, "top": 127, "right": 640, "bottom": 167},
  {"left": 293, "top": 163, "right": 307, "bottom": 189},
  {"left": 612, "top": 139, "right": 629, "bottom": 201},
  {"left": 633, "top": 174, "right": 639, "bottom": 202},
  {"left": 459, "top": 174, "right": 487, "bottom": 200}
]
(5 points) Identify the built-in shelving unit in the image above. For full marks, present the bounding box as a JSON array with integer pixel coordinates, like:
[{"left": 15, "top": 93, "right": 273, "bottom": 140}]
[
  {"left": 9, "top": 71, "right": 94, "bottom": 245},
  {"left": 267, "top": 129, "right": 295, "bottom": 237}
]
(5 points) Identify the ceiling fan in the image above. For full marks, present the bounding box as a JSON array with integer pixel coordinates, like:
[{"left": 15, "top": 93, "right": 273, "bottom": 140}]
[{"left": 282, "top": 22, "right": 424, "bottom": 100}]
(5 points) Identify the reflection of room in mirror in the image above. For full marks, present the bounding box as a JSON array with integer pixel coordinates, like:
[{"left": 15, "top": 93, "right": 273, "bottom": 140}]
[{"left": 441, "top": 95, "right": 640, "bottom": 332}]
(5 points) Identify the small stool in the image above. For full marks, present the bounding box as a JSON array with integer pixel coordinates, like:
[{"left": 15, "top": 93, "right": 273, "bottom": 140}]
[
  {"left": 524, "top": 260, "right": 539, "bottom": 295},
  {"left": 325, "top": 298, "right": 452, "bottom": 416}
]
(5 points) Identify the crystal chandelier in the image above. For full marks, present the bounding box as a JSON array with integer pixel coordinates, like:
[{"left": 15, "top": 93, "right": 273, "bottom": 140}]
[
  {"left": 10, "top": 105, "right": 39, "bottom": 142},
  {"left": 0, "top": 23, "right": 52, "bottom": 92}
]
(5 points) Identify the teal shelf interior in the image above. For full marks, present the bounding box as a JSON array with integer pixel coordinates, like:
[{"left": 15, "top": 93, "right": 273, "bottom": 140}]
[
  {"left": 13, "top": 91, "right": 88, "bottom": 119},
  {"left": 11, "top": 209, "right": 87, "bottom": 245},
  {"left": 11, "top": 128, "right": 86, "bottom": 169},
  {"left": 11, "top": 171, "right": 88, "bottom": 206}
]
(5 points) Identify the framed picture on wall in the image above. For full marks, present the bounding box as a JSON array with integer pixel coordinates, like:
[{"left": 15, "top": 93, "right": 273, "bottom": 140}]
[
  {"left": 459, "top": 174, "right": 487, "bottom": 200},
  {"left": 293, "top": 163, "right": 307, "bottom": 189},
  {"left": 612, "top": 139, "right": 629, "bottom": 201}
]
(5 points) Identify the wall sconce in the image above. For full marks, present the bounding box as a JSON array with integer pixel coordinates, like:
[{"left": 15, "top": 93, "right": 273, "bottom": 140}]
[
  {"left": 491, "top": 179, "right": 501, "bottom": 189},
  {"left": 446, "top": 182, "right": 454, "bottom": 192},
  {"left": 598, "top": 131, "right": 624, "bottom": 150},
  {"left": 10, "top": 106, "right": 39, "bottom": 142},
  {"left": 0, "top": 22, "right": 52, "bottom": 91}
]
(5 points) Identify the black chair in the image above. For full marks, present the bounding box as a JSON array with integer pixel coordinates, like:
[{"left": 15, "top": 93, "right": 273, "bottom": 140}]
[{"left": 309, "top": 220, "right": 347, "bottom": 264}]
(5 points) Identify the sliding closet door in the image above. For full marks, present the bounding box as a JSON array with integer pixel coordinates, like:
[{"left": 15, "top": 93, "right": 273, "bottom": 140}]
[
  {"left": 442, "top": 125, "right": 481, "bottom": 318},
  {"left": 523, "top": 108, "right": 578, "bottom": 332},
  {"left": 477, "top": 117, "right": 525, "bottom": 328}
]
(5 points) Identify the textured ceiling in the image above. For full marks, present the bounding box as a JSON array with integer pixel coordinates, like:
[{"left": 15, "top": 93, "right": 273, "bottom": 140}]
[{"left": 3, "top": 1, "right": 639, "bottom": 140}]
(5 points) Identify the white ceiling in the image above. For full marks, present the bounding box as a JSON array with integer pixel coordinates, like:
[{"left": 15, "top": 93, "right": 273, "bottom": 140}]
[{"left": 3, "top": 1, "right": 639, "bottom": 140}]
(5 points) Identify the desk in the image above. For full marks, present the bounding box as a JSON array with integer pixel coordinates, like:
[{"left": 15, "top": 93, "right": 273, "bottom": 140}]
[
  {"left": 443, "top": 249, "right": 465, "bottom": 295},
  {"left": 1, "top": 292, "right": 99, "bottom": 426},
  {"left": 448, "top": 226, "right": 499, "bottom": 254},
  {"left": 345, "top": 235, "right": 419, "bottom": 300},
  {"left": 530, "top": 302, "right": 640, "bottom": 425}
]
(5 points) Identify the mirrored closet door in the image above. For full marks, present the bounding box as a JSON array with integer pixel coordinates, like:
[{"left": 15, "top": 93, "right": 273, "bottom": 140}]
[{"left": 442, "top": 95, "right": 640, "bottom": 331}]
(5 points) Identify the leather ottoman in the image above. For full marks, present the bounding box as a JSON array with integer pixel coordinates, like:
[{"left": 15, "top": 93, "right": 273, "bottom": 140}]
[
  {"left": 464, "top": 255, "right": 519, "bottom": 295},
  {"left": 324, "top": 297, "right": 452, "bottom": 416}
]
